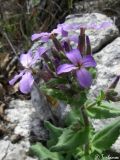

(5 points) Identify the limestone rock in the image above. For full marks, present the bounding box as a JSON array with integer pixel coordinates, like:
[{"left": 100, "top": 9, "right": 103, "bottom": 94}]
[
  {"left": 0, "top": 140, "right": 37, "bottom": 160},
  {"left": 90, "top": 37, "right": 120, "bottom": 154},
  {"left": 6, "top": 99, "right": 48, "bottom": 140},
  {"left": 65, "top": 13, "right": 119, "bottom": 52},
  {"left": 90, "top": 37, "right": 120, "bottom": 96},
  {"left": 0, "top": 99, "right": 48, "bottom": 159}
]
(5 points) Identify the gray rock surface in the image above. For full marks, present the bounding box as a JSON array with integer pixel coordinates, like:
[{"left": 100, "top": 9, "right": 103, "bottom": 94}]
[
  {"left": 0, "top": 140, "right": 37, "bottom": 160},
  {"left": 90, "top": 37, "right": 120, "bottom": 154},
  {"left": 31, "top": 84, "right": 52, "bottom": 121},
  {"left": 90, "top": 37, "right": 120, "bottom": 96},
  {"left": 6, "top": 99, "right": 47, "bottom": 140},
  {"left": 31, "top": 84, "right": 70, "bottom": 124},
  {"left": 0, "top": 99, "right": 47, "bottom": 160},
  {"left": 65, "top": 13, "right": 119, "bottom": 52}
]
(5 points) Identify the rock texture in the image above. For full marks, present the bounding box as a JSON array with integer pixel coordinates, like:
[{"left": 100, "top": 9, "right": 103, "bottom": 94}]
[
  {"left": 0, "top": 140, "right": 36, "bottom": 160},
  {"left": 6, "top": 99, "right": 47, "bottom": 140},
  {"left": 73, "top": 0, "right": 120, "bottom": 30},
  {"left": 65, "top": 13, "right": 119, "bottom": 52},
  {"left": 90, "top": 37, "right": 120, "bottom": 154},
  {"left": 90, "top": 37, "right": 120, "bottom": 96},
  {"left": 0, "top": 100, "right": 45, "bottom": 160}
]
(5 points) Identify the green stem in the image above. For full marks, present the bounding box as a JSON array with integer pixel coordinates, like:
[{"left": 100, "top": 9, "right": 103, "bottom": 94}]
[{"left": 81, "top": 105, "right": 89, "bottom": 155}]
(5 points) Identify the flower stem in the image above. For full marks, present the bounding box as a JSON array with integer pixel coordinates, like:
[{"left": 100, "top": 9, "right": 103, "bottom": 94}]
[{"left": 81, "top": 105, "right": 89, "bottom": 155}]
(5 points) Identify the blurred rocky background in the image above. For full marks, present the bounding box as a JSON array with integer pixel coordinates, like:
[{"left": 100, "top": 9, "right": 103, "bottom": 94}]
[{"left": 0, "top": 0, "right": 120, "bottom": 159}]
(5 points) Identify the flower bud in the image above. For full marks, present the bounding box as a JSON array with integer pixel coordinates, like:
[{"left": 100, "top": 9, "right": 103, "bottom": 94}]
[
  {"left": 50, "top": 34, "right": 64, "bottom": 52},
  {"left": 78, "top": 28, "right": 86, "bottom": 56}
]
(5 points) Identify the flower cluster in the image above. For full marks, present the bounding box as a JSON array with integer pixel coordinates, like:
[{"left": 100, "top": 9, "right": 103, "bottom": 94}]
[{"left": 9, "top": 21, "right": 112, "bottom": 94}]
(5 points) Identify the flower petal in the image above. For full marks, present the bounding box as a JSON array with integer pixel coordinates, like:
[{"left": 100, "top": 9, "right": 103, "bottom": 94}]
[
  {"left": 82, "top": 55, "right": 96, "bottom": 68},
  {"left": 66, "top": 49, "right": 82, "bottom": 65},
  {"left": 69, "top": 35, "right": 78, "bottom": 43},
  {"left": 19, "top": 52, "right": 32, "bottom": 68},
  {"left": 41, "top": 36, "right": 50, "bottom": 42},
  {"left": 31, "top": 34, "right": 42, "bottom": 41},
  {"left": 31, "top": 32, "right": 50, "bottom": 42},
  {"left": 57, "top": 64, "right": 77, "bottom": 74},
  {"left": 76, "top": 68, "right": 92, "bottom": 88},
  {"left": 35, "top": 47, "right": 47, "bottom": 59},
  {"left": 57, "top": 23, "right": 74, "bottom": 31},
  {"left": 52, "top": 27, "right": 68, "bottom": 37},
  {"left": 9, "top": 71, "right": 24, "bottom": 85},
  {"left": 19, "top": 72, "right": 34, "bottom": 94}
]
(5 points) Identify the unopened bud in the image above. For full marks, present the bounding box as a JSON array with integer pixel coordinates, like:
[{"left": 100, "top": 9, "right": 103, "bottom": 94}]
[
  {"left": 78, "top": 28, "right": 86, "bottom": 55},
  {"left": 86, "top": 35, "right": 92, "bottom": 55},
  {"left": 50, "top": 34, "right": 63, "bottom": 52},
  {"left": 63, "top": 40, "right": 71, "bottom": 52}
]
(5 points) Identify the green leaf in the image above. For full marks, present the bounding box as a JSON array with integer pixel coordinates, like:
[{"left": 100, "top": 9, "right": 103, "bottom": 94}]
[
  {"left": 65, "top": 107, "right": 83, "bottom": 126},
  {"left": 51, "top": 128, "right": 88, "bottom": 152},
  {"left": 30, "top": 143, "right": 64, "bottom": 160},
  {"left": 46, "top": 77, "right": 67, "bottom": 86},
  {"left": 41, "top": 85, "right": 86, "bottom": 106},
  {"left": 96, "top": 91, "right": 106, "bottom": 105},
  {"left": 88, "top": 68, "right": 97, "bottom": 79},
  {"left": 92, "top": 118, "right": 120, "bottom": 151},
  {"left": 87, "top": 101, "right": 120, "bottom": 119},
  {"left": 41, "top": 86, "right": 68, "bottom": 102},
  {"left": 44, "top": 121, "right": 63, "bottom": 148}
]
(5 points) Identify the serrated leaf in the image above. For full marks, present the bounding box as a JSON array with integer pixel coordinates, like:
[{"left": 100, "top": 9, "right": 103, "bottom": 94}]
[
  {"left": 87, "top": 101, "right": 120, "bottom": 119},
  {"left": 51, "top": 128, "right": 88, "bottom": 152},
  {"left": 30, "top": 143, "right": 64, "bottom": 160},
  {"left": 92, "top": 118, "right": 120, "bottom": 151},
  {"left": 44, "top": 121, "right": 63, "bottom": 148}
]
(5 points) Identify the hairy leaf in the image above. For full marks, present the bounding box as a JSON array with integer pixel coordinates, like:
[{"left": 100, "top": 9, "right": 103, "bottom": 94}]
[
  {"left": 51, "top": 128, "right": 88, "bottom": 152},
  {"left": 44, "top": 121, "right": 63, "bottom": 148},
  {"left": 30, "top": 143, "right": 64, "bottom": 160},
  {"left": 92, "top": 118, "right": 120, "bottom": 151},
  {"left": 65, "top": 107, "right": 83, "bottom": 126},
  {"left": 87, "top": 101, "right": 120, "bottom": 119}
]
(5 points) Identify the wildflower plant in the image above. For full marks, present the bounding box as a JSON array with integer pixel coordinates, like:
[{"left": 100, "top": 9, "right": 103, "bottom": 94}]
[{"left": 10, "top": 21, "right": 120, "bottom": 160}]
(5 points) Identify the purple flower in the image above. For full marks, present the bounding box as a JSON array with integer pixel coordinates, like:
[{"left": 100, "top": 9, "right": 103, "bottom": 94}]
[
  {"left": 67, "top": 21, "right": 112, "bottom": 30},
  {"left": 31, "top": 21, "right": 112, "bottom": 42},
  {"left": 31, "top": 24, "right": 70, "bottom": 42},
  {"left": 57, "top": 49, "right": 96, "bottom": 88},
  {"left": 52, "top": 24, "right": 69, "bottom": 37},
  {"left": 31, "top": 32, "right": 51, "bottom": 42},
  {"left": 9, "top": 48, "right": 46, "bottom": 94}
]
